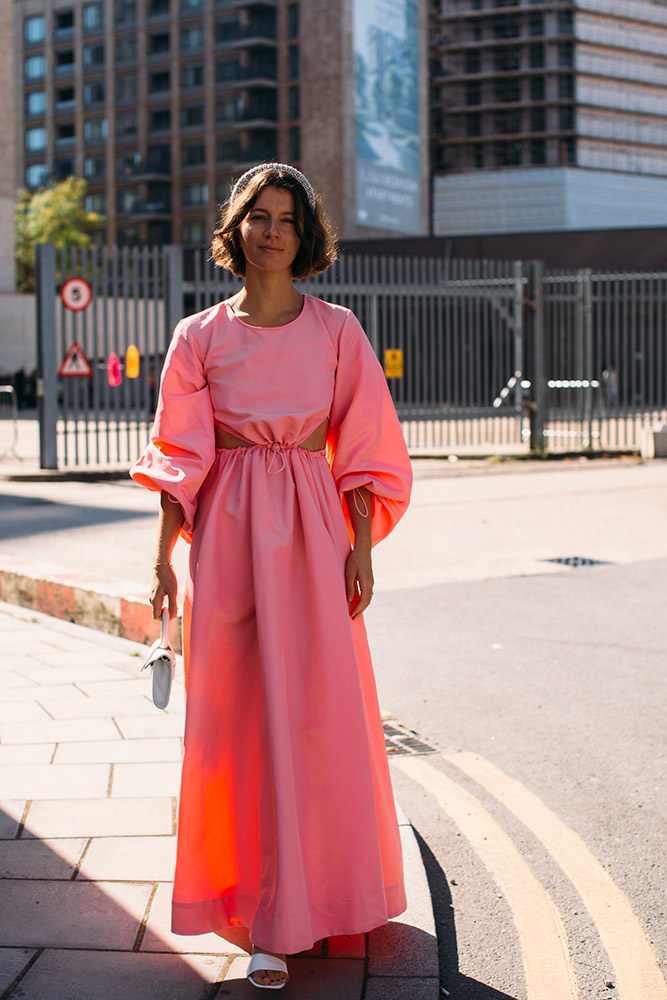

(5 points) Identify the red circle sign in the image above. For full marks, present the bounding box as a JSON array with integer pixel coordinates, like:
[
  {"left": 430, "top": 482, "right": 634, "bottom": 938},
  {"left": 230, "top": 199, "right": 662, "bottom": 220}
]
[{"left": 60, "top": 277, "right": 93, "bottom": 312}]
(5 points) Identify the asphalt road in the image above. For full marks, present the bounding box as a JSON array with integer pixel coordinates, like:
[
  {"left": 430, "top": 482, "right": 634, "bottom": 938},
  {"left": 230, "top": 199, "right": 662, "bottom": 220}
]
[{"left": 2, "top": 457, "right": 667, "bottom": 1000}]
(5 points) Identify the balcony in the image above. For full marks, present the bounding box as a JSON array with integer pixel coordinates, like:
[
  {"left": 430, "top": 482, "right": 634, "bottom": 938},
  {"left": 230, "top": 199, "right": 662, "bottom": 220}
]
[{"left": 215, "top": 23, "right": 276, "bottom": 50}]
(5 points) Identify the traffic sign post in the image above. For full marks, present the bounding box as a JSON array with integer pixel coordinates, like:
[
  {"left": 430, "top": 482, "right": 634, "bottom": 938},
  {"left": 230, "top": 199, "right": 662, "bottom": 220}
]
[
  {"left": 60, "top": 277, "right": 93, "bottom": 312},
  {"left": 58, "top": 341, "right": 93, "bottom": 378},
  {"left": 384, "top": 349, "right": 404, "bottom": 379}
]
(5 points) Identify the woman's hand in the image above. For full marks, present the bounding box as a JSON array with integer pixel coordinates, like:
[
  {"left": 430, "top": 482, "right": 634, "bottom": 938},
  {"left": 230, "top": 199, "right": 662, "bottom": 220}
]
[
  {"left": 345, "top": 545, "right": 374, "bottom": 620},
  {"left": 150, "top": 563, "right": 178, "bottom": 620}
]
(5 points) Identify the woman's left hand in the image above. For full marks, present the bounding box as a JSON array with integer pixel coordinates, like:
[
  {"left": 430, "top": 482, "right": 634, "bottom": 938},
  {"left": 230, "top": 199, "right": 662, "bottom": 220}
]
[{"left": 345, "top": 545, "right": 374, "bottom": 619}]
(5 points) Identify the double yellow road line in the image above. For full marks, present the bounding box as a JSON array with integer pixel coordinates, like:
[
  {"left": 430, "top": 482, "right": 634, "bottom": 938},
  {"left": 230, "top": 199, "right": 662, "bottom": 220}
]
[{"left": 394, "top": 752, "right": 667, "bottom": 1000}]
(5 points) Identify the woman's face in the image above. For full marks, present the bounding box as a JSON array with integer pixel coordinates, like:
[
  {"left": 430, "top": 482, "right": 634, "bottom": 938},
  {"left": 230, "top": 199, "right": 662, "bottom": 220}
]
[{"left": 238, "top": 185, "right": 301, "bottom": 276}]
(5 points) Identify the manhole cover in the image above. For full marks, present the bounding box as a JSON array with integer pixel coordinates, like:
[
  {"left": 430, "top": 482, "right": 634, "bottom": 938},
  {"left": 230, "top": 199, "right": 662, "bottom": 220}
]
[
  {"left": 384, "top": 720, "right": 438, "bottom": 757},
  {"left": 543, "top": 556, "right": 611, "bottom": 568}
]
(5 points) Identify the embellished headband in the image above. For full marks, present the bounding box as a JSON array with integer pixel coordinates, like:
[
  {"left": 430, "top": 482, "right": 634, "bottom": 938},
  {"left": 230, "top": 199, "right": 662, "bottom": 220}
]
[{"left": 230, "top": 162, "right": 317, "bottom": 211}]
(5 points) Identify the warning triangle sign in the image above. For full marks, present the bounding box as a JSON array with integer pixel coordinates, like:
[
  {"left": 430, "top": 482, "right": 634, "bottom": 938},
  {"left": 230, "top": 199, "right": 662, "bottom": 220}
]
[{"left": 58, "top": 341, "right": 93, "bottom": 377}]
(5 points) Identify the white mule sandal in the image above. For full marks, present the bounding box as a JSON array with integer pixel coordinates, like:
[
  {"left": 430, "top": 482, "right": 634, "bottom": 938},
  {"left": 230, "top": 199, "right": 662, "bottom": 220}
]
[{"left": 246, "top": 952, "right": 289, "bottom": 990}]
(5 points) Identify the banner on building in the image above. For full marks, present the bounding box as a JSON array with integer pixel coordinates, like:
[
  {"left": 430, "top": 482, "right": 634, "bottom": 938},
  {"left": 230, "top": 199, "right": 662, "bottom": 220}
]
[{"left": 353, "top": 0, "right": 422, "bottom": 233}]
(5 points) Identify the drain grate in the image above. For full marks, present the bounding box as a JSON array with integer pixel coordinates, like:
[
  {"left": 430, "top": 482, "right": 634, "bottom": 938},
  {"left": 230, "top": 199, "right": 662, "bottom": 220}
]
[
  {"left": 543, "top": 556, "right": 611, "bottom": 568},
  {"left": 383, "top": 720, "right": 438, "bottom": 757}
]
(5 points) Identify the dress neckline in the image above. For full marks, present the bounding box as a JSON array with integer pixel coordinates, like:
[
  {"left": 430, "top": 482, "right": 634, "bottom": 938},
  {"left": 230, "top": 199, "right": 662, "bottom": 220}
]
[{"left": 225, "top": 294, "right": 308, "bottom": 330}]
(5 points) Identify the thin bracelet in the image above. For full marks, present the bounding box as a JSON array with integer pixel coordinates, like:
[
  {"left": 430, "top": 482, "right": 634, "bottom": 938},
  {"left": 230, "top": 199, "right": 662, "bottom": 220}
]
[{"left": 153, "top": 561, "right": 173, "bottom": 569}]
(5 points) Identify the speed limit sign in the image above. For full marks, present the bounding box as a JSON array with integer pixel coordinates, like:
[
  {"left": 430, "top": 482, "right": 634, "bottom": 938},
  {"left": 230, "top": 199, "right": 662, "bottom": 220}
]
[{"left": 60, "top": 277, "right": 93, "bottom": 312}]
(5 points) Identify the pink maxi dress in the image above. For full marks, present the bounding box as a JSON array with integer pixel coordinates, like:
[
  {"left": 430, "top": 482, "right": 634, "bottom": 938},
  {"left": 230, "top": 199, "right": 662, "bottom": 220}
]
[{"left": 131, "top": 293, "right": 412, "bottom": 954}]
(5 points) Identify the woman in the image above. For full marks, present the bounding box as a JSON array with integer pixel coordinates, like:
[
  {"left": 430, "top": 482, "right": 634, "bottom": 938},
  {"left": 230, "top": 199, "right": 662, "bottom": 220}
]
[{"left": 131, "top": 163, "right": 412, "bottom": 989}]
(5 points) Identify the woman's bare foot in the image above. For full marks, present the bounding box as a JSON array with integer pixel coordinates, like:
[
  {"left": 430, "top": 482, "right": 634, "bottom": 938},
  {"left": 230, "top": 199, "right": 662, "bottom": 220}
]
[{"left": 249, "top": 946, "right": 288, "bottom": 988}]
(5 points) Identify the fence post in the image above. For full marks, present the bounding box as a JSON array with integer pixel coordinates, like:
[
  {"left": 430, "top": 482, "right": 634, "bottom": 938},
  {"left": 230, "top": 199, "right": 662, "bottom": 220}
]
[
  {"left": 163, "top": 245, "right": 183, "bottom": 344},
  {"left": 527, "top": 259, "right": 546, "bottom": 453},
  {"left": 35, "top": 243, "right": 58, "bottom": 470}
]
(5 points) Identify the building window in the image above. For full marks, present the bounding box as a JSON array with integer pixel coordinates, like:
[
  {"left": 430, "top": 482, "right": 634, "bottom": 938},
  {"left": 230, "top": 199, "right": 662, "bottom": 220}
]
[
  {"left": 84, "top": 80, "right": 105, "bottom": 105},
  {"left": 149, "top": 32, "right": 170, "bottom": 56},
  {"left": 85, "top": 192, "right": 106, "bottom": 213},
  {"left": 495, "top": 78, "right": 521, "bottom": 103},
  {"left": 216, "top": 97, "right": 240, "bottom": 122},
  {"left": 182, "top": 0, "right": 203, "bottom": 8},
  {"left": 560, "top": 105, "right": 574, "bottom": 131},
  {"left": 465, "top": 113, "right": 481, "bottom": 137},
  {"left": 216, "top": 58, "right": 240, "bottom": 83},
  {"left": 182, "top": 182, "right": 208, "bottom": 206},
  {"left": 149, "top": 108, "right": 171, "bottom": 131},
  {"left": 559, "top": 10, "right": 574, "bottom": 34},
  {"left": 531, "top": 108, "right": 545, "bottom": 132},
  {"left": 83, "top": 4, "right": 104, "bottom": 31},
  {"left": 181, "top": 24, "right": 204, "bottom": 50},
  {"left": 558, "top": 42, "right": 573, "bottom": 67},
  {"left": 116, "top": 73, "right": 137, "bottom": 103},
  {"left": 561, "top": 137, "right": 576, "bottom": 165},
  {"left": 529, "top": 13, "right": 544, "bottom": 36},
  {"left": 181, "top": 63, "right": 204, "bottom": 89},
  {"left": 531, "top": 139, "right": 546, "bottom": 165},
  {"left": 182, "top": 143, "right": 205, "bottom": 166},
  {"left": 495, "top": 139, "right": 521, "bottom": 167},
  {"left": 288, "top": 44, "right": 299, "bottom": 80},
  {"left": 529, "top": 45, "right": 544, "bottom": 69},
  {"left": 84, "top": 117, "right": 108, "bottom": 143},
  {"left": 56, "top": 123, "right": 75, "bottom": 147},
  {"left": 26, "top": 163, "right": 48, "bottom": 188},
  {"left": 115, "top": 36, "right": 137, "bottom": 65},
  {"left": 215, "top": 17, "right": 241, "bottom": 43},
  {"left": 494, "top": 47, "right": 519, "bottom": 72},
  {"left": 149, "top": 0, "right": 170, "bottom": 16},
  {"left": 116, "top": 111, "right": 137, "bottom": 138},
  {"left": 54, "top": 157, "right": 75, "bottom": 179},
  {"left": 182, "top": 103, "right": 205, "bottom": 127},
  {"left": 117, "top": 226, "right": 140, "bottom": 246},
  {"left": 464, "top": 50, "right": 480, "bottom": 74},
  {"left": 26, "top": 91, "right": 46, "bottom": 116},
  {"left": 115, "top": 2, "right": 136, "bottom": 27},
  {"left": 55, "top": 50, "right": 75, "bottom": 76},
  {"left": 465, "top": 81, "right": 481, "bottom": 106},
  {"left": 84, "top": 155, "right": 106, "bottom": 178},
  {"left": 26, "top": 127, "right": 47, "bottom": 152},
  {"left": 289, "top": 125, "right": 300, "bottom": 162},
  {"left": 55, "top": 10, "right": 75, "bottom": 39},
  {"left": 182, "top": 220, "right": 206, "bottom": 244},
  {"left": 288, "top": 85, "right": 299, "bottom": 121},
  {"left": 287, "top": 3, "right": 299, "bottom": 39},
  {"left": 24, "top": 16, "right": 45, "bottom": 45},
  {"left": 150, "top": 70, "right": 171, "bottom": 93},
  {"left": 147, "top": 145, "right": 171, "bottom": 171},
  {"left": 84, "top": 44, "right": 105, "bottom": 68},
  {"left": 531, "top": 76, "right": 545, "bottom": 101},
  {"left": 216, "top": 136, "right": 241, "bottom": 161},
  {"left": 25, "top": 55, "right": 45, "bottom": 80},
  {"left": 559, "top": 74, "right": 574, "bottom": 99},
  {"left": 55, "top": 86, "right": 75, "bottom": 111},
  {"left": 116, "top": 150, "right": 140, "bottom": 175},
  {"left": 117, "top": 187, "right": 140, "bottom": 213}
]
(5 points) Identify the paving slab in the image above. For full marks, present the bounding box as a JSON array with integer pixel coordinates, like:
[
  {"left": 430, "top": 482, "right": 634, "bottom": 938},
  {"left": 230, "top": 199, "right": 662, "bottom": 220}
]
[
  {"left": 0, "top": 670, "right": 38, "bottom": 688},
  {"left": 78, "top": 834, "right": 176, "bottom": 883},
  {"left": 36, "top": 695, "right": 157, "bottom": 719},
  {"left": 1, "top": 683, "right": 88, "bottom": 702},
  {"left": 0, "top": 800, "right": 27, "bottom": 839},
  {"left": 225, "top": 955, "right": 365, "bottom": 998},
  {"left": 115, "top": 714, "right": 186, "bottom": 739},
  {"left": 21, "top": 797, "right": 174, "bottom": 839},
  {"left": 111, "top": 761, "right": 181, "bottom": 798},
  {"left": 0, "top": 763, "right": 110, "bottom": 800},
  {"left": 12, "top": 948, "right": 227, "bottom": 1000},
  {"left": 0, "top": 700, "right": 52, "bottom": 723},
  {"left": 0, "top": 837, "right": 87, "bottom": 878},
  {"left": 9, "top": 663, "right": 133, "bottom": 685},
  {"left": 53, "top": 737, "right": 182, "bottom": 764},
  {"left": 141, "top": 881, "right": 247, "bottom": 955},
  {"left": 0, "top": 878, "right": 152, "bottom": 949},
  {"left": 0, "top": 743, "right": 55, "bottom": 764},
  {"left": 0, "top": 948, "right": 37, "bottom": 994},
  {"left": 364, "top": 976, "right": 441, "bottom": 999},
  {"left": 0, "top": 717, "right": 121, "bottom": 745}
]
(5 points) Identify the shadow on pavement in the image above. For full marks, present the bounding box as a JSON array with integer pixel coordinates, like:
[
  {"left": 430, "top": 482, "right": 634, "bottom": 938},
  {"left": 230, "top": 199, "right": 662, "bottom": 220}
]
[
  {"left": 0, "top": 494, "right": 152, "bottom": 542},
  {"left": 414, "top": 829, "right": 520, "bottom": 1000}
]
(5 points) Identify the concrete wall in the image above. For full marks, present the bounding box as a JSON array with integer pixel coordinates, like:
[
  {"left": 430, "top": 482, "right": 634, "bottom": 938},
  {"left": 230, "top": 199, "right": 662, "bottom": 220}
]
[{"left": 0, "top": 295, "right": 36, "bottom": 375}]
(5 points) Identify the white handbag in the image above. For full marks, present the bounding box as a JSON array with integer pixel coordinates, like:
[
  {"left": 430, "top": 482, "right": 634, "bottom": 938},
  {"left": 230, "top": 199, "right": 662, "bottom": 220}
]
[{"left": 141, "top": 608, "right": 175, "bottom": 710}]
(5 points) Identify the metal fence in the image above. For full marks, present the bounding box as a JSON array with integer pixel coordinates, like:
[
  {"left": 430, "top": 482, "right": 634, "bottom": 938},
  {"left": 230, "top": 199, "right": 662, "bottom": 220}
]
[{"left": 35, "top": 244, "right": 667, "bottom": 468}]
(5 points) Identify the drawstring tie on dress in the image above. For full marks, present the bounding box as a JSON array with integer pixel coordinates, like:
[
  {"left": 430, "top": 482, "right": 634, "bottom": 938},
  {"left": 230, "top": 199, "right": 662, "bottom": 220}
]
[{"left": 266, "top": 443, "right": 287, "bottom": 476}]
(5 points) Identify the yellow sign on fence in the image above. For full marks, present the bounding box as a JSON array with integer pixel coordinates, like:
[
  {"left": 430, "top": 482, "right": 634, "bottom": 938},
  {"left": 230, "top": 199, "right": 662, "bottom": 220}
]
[{"left": 384, "top": 349, "right": 404, "bottom": 379}]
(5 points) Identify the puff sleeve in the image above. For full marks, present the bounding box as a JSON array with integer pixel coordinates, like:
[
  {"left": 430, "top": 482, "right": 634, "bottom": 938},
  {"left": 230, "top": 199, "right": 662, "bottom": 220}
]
[
  {"left": 130, "top": 319, "right": 215, "bottom": 541},
  {"left": 327, "top": 311, "right": 412, "bottom": 546}
]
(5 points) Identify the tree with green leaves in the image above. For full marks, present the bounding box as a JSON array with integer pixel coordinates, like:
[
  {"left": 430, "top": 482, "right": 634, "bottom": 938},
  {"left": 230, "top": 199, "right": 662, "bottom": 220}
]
[{"left": 15, "top": 176, "right": 102, "bottom": 292}]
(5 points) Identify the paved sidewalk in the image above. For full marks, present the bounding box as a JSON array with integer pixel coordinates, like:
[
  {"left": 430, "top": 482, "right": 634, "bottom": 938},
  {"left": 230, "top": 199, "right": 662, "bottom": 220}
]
[{"left": 0, "top": 601, "right": 438, "bottom": 1000}]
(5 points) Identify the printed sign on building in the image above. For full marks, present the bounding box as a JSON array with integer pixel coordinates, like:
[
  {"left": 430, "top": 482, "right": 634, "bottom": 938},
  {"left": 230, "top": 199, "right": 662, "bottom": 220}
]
[{"left": 353, "top": 0, "right": 422, "bottom": 234}]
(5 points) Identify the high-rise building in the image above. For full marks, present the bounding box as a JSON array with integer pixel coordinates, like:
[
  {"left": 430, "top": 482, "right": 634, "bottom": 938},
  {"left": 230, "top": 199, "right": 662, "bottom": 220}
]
[
  {"left": 0, "top": 0, "right": 16, "bottom": 290},
  {"left": 13, "top": 0, "right": 429, "bottom": 245},
  {"left": 431, "top": 0, "right": 667, "bottom": 235}
]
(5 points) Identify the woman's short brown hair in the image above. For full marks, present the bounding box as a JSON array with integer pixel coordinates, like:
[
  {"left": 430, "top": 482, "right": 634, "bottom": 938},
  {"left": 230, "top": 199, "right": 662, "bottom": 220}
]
[{"left": 211, "top": 166, "right": 338, "bottom": 279}]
